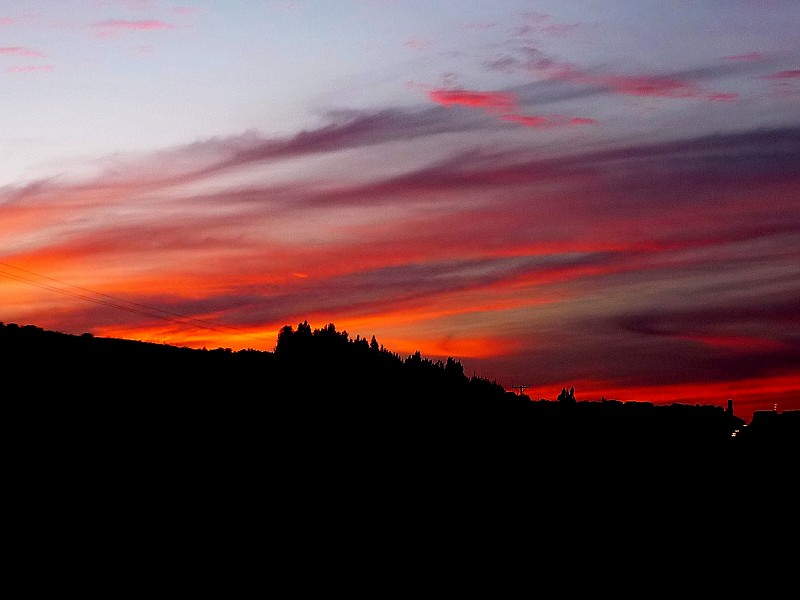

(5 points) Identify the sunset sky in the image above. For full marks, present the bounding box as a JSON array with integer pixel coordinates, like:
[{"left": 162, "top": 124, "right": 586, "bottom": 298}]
[{"left": 2, "top": 0, "right": 799, "bottom": 423}]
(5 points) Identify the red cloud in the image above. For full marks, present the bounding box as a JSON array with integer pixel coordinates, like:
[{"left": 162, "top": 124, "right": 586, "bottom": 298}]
[
  {"left": 0, "top": 46, "right": 44, "bottom": 57},
  {"left": 427, "top": 87, "right": 596, "bottom": 128},
  {"left": 428, "top": 89, "right": 517, "bottom": 112},
  {"left": 677, "top": 333, "right": 789, "bottom": 353},
  {"left": 94, "top": 19, "right": 175, "bottom": 30}
]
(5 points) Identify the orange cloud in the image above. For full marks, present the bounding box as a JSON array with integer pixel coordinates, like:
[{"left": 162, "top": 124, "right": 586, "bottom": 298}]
[{"left": 3, "top": 105, "right": 797, "bottom": 424}]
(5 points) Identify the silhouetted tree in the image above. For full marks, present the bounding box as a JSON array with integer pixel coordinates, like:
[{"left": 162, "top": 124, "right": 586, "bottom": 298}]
[
  {"left": 557, "top": 386, "right": 576, "bottom": 405},
  {"left": 445, "top": 357, "right": 464, "bottom": 380}
]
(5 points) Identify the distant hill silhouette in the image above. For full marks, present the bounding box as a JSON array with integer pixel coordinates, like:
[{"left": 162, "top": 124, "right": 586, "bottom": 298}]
[
  {"left": 2, "top": 320, "right": 795, "bottom": 475},
  {"left": 6, "top": 317, "right": 799, "bottom": 556}
]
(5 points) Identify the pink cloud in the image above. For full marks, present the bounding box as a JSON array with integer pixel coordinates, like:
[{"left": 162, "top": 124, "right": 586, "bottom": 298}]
[
  {"left": 91, "top": 0, "right": 155, "bottom": 9},
  {"left": 594, "top": 74, "right": 702, "bottom": 98},
  {"left": 707, "top": 92, "right": 738, "bottom": 102},
  {"left": 522, "top": 11, "right": 550, "bottom": 22},
  {"left": 133, "top": 44, "right": 157, "bottom": 55},
  {"left": 722, "top": 52, "right": 765, "bottom": 62},
  {"left": 463, "top": 22, "right": 496, "bottom": 31},
  {"left": 486, "top": 44, "right": 738, "bottom": 103},
  {"left": 6, "top": 65, "right": 53, "bottom": 73},
  {"left": 405, "top": 37, "right": 434, "bottom": 51},
  {"left": 540, "top": 23, "right": 579, "bottom": 36},
  {"left": 760, "top": 69, "right": 800, "bottom": 80},
  {"left": 511, "top": 12, "right": 580, "bottom": 38},
  {"left": 0, "top": 46, "right": 44, "bottom": 57},
  {"left": 428, "top": 89, "right": 517, "bottom": 113},
  {"left": 569, "top": 117, "right": 598, "bottom": 125},
  {"left": 94, "top": 19, "right": 175, "bottom": 31},
  {"left": 501, "top": 114, "right": 597, "bottom": 128},
  {"left": 560, "top": 70, "right": 738, "bottom": 102},
  {"left": 501, "top": 114, "right": 548, "bottom": 127},
  {"left": 769, "top": 82, "right": 800, "bottom": 98},
  {"left": 265, "top": 2, "right": 302, "bottom": 11},
  {"left": 427, "top": 87, "right": 596, "bottom": 128},
  {"left": 0, "top": 17, "right": 13, "bottom": 26}
]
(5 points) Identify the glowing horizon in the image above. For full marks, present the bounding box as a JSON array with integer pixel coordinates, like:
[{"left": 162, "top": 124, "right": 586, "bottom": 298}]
[{"left": 2, "top": 1, "right": 799, "bottom": 425}]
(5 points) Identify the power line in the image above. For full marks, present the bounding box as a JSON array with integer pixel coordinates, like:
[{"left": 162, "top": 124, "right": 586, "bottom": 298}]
[
  {"left": 1, "top": 262, "right": 236, "bottom": 332},
  {"left": 0, "top": 262, "right": 272, "bottom": 345}
]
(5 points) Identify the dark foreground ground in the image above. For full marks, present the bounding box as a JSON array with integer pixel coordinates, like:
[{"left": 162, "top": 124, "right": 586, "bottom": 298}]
[{"left": 4, "top": 321, "right": 797, "bottom": 533}]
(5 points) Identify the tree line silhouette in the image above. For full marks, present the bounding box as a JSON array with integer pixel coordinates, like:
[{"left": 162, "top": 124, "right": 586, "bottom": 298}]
[
  {"left": 9, "top": 317, "right": 796, "bottom": 574},
  {"left": 2, "top": 319, "right": 796, "bottom": 473}
]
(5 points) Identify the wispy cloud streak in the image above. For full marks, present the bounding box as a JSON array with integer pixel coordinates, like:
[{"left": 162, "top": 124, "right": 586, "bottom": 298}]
[
  {"left": 2, "top": 0, "right": 798, "bottom": 426},
  {"left": 0, "top": 47, "right": 44, "bottom": 57},
  {"left": 761, "top": 69, "right": 800, "bottom": 79},
  {"left": 484, "top": 44, "right": 741, "bottom": 102},
  {"left": 426, "top": 86, "right": 597, "bottom": 128},
  {"left": 5, "top": 65, "right": 53, "bottom": 73},
  {"left": 94, "top": 19, "right": 175, "bottom": 30}
]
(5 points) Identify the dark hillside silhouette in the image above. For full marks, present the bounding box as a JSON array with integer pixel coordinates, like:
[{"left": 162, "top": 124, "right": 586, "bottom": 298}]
[
  {"left": 2, "top": 320, "right": 796, "bottom": 481},
  {"left": 5, "top": 317, "right": 798, "bottom": 554}
]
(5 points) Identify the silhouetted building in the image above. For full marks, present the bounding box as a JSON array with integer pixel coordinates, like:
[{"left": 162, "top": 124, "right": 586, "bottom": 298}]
[{"left": 737, "top": 408, "right": 800, "bottom": 451}]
